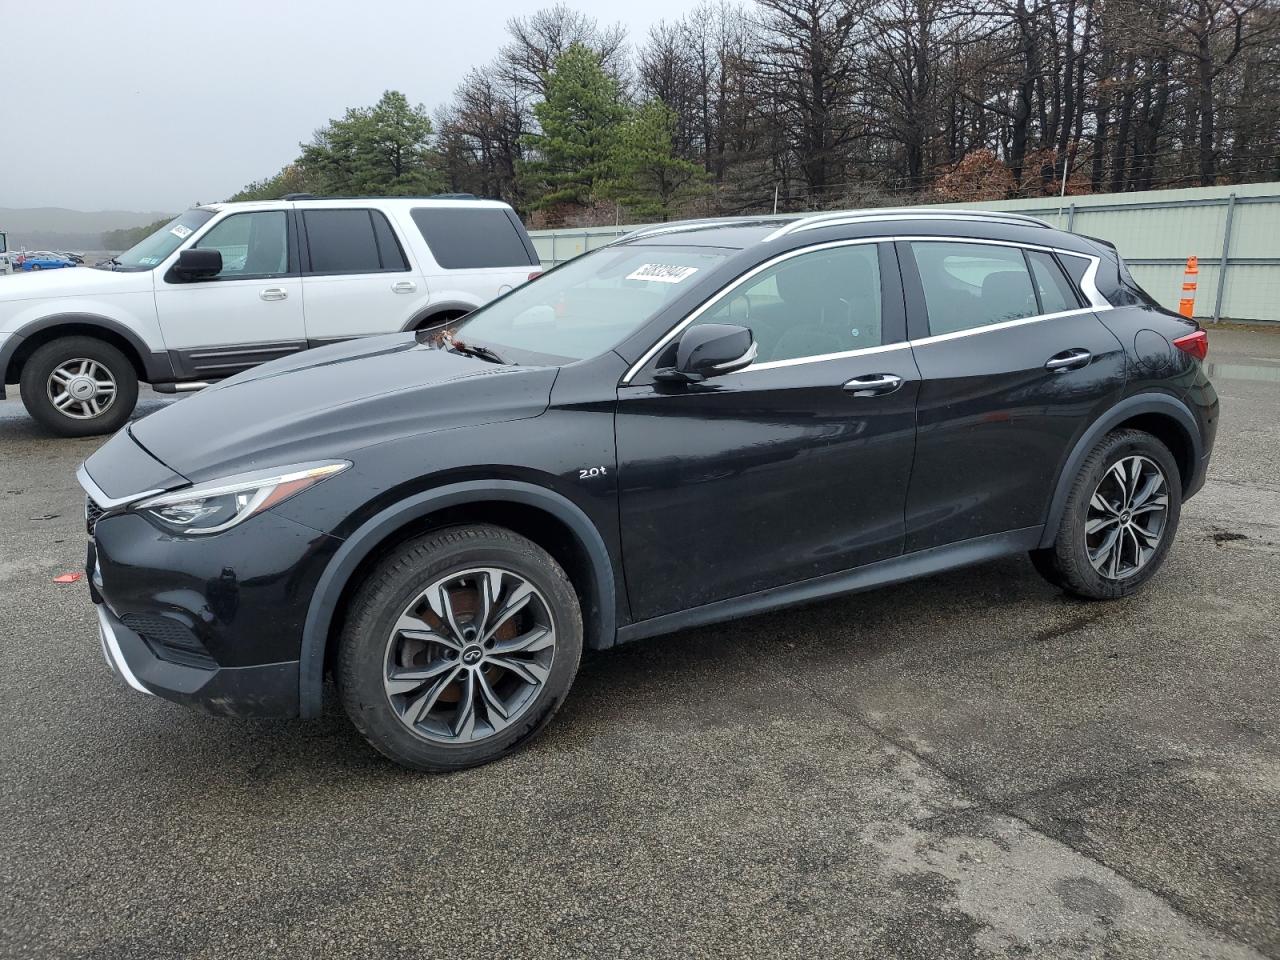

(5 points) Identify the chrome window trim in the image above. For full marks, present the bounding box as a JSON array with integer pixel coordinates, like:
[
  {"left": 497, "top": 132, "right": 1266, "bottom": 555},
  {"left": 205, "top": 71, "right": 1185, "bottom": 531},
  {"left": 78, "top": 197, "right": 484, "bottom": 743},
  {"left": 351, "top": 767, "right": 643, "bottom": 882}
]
[
  {"left": 743, "top": 341, "right": 910, "bottom": 373},
  {"left": 620, "top": 235, "right": 1109, "bottom": 385},
  {"left": 621, "top": 237, "right": 883, "bottom": 385},
  {"left": 1056, "top": 250, "right": 1107, "bottom": 309},
  {"left": 908, "top": 306, "right": 1101, "bottom": 348}
]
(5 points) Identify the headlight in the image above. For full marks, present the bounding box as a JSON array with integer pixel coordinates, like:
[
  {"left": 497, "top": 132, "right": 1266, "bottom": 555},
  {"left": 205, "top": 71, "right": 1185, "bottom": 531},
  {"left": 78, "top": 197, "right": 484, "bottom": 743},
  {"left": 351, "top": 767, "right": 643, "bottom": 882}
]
[{"left": 135, "top": 461, "right": 350, "bottom": 535}]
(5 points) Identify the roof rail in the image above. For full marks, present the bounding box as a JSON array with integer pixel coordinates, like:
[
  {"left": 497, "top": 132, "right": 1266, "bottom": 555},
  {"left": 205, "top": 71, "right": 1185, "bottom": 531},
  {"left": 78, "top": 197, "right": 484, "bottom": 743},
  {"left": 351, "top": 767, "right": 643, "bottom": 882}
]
[
  {"left": 612, "top": 216, "right": 797, "bottom": 246},
  {"left": 276, "top": 193, "right": 485, "bottom": 202},
  {"left": 761, "top": 208, "right": 1053, "bottom": 241}
]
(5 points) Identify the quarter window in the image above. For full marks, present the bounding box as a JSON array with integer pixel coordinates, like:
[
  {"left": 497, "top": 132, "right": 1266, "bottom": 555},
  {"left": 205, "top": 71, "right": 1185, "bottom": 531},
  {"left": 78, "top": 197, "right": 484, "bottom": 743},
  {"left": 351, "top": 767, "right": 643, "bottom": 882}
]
[
  {"left": 411, "top": 208, "right": 537, "bottom": 269},
  {"left": 303, "top": 209, "right": 408, "bottom": 275},
  {"left": 911, "top": 241, "right": 1037, "bottom": 336},
  {"left": 690, "top": 243, "right": 883, "bottom": 363},
  {"left": 193, "top": 211, "right": 290, "bottom": 279}
]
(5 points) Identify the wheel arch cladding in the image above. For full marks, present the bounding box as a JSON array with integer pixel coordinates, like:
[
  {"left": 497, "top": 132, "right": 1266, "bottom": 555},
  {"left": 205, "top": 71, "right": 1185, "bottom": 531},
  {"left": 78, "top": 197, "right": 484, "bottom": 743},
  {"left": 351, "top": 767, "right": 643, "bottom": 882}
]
[
  {"left": 403, "top": 304, "right": 474, "bottom": 332},
  {"left": 1038, "top": 392, "right": 1201, "bottom": 550},
  {"left": 298, "top": 480, "right": 616, "bottom": 719},
  {"left": 3, "top": 314, "right": 167, "bottom": 385}
]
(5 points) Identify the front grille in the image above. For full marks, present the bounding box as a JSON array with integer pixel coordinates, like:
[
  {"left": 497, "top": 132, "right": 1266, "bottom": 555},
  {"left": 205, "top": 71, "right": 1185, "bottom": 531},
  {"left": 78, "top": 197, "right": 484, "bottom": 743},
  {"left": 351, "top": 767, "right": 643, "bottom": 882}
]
[
  {"left": 85, "top": 496, "right": 105, "bottom": 536},
  {"left": 121, "top": 613, "right": 217, "bottom": 670}
]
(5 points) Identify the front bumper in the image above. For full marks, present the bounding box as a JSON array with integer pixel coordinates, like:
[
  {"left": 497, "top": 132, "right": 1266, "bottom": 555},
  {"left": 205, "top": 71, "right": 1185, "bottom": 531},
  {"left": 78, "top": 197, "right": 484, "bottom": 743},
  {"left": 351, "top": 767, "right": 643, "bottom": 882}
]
[
  {"left": 80, "top": 440, "right": 343, "bottom": 719},
  {"left": 93, "top": 596, "right": 301, "bottom": 717}
]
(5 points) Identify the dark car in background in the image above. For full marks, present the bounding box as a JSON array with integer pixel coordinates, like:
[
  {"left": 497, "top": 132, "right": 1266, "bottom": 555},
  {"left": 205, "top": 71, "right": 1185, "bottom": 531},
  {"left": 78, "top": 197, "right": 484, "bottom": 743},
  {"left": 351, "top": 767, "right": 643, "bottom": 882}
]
[{"left": 78, "top": 208, "right": 1217, "bottom": 771}]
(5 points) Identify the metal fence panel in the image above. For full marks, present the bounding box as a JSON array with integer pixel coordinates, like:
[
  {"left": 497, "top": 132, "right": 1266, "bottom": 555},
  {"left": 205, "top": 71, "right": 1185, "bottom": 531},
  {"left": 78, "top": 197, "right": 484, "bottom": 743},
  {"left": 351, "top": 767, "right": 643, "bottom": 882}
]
[{"left": 528, "top": 182, "right": 1280, "bottom": 322}]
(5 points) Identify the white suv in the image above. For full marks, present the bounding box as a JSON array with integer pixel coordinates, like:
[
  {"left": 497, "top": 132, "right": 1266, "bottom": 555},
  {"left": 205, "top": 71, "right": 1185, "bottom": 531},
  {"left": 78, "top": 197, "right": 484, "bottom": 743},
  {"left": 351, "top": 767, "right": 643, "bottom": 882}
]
[{"left": 0, "top": 196, "right": 541, "bottom": 436}]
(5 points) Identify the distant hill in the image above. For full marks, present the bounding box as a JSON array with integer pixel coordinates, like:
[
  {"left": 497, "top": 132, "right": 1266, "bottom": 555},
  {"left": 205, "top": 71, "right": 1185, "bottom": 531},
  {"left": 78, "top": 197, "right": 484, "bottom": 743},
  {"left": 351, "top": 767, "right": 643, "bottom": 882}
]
[{"left": 0, "top": 207, "right": 172, "bottom": 252}]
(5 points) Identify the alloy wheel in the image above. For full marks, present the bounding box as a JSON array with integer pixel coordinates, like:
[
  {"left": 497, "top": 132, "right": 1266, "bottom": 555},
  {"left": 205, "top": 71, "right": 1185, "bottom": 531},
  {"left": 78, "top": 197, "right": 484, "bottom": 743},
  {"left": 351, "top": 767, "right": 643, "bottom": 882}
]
[
  {"left": 383, "top": 567, "right": 557, "bottom": 744},
  {"left": 1085, "top": 454, "right": 1170, "bottom": 580},
  {"left": 46, "top": 358, "right": 118, "bottom": 420}
]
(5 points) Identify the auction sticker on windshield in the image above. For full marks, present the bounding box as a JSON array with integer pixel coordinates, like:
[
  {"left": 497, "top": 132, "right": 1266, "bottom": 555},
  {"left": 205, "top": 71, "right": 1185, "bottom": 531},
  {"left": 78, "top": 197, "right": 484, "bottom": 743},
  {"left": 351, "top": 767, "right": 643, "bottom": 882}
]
[
  {"left": 626, "top": 263, "right": 699, "bottom": 284},
  {"left": 170, "top": 224, "right": 194, "bottom": 239}
]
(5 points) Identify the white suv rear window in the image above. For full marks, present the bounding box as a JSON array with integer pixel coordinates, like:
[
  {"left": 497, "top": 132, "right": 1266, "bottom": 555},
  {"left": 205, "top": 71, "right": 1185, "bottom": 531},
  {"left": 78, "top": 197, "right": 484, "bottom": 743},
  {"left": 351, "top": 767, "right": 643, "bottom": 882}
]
[{"left": 411, "top": 208, "right": 535, "bottom": 269}]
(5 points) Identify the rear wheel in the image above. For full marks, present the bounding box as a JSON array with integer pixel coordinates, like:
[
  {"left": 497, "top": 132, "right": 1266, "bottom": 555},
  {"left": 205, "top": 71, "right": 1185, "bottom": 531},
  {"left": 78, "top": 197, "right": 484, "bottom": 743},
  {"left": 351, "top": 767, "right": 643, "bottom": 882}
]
[
  {"left": 338, "top": 524, "right": 582, "bottom": 771},
  {"left": 1031, "top": 428, "right": 1182, "bottom": 599},
  {"left": 19, "top": 336, "right": 139, "bottom": 437}
]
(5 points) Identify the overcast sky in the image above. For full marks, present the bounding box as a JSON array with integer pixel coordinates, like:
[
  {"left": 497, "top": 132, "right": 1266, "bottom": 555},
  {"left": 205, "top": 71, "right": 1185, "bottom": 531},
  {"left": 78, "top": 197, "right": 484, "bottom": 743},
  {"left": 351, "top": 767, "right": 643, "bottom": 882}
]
[{"left": 0, "top": 0, "right": 709, "bottom": 213}]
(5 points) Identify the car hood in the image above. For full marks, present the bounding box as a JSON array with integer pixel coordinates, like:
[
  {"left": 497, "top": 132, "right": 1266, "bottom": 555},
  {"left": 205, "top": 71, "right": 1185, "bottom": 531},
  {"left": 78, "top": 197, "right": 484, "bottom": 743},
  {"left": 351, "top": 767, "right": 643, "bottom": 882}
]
[
  {"left": 129, "top": 334, "right": 560, "bottom": 480},
  {"left": 0, "top": 264, "right": 153, "bottom": 301}
]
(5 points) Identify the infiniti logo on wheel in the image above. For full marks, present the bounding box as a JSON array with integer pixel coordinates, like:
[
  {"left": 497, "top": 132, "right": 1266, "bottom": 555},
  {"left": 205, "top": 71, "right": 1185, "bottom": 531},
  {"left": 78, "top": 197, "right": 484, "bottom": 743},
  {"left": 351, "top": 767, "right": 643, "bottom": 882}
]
[{"left": 461, "top": 645, "right": 484, "bottom": 666}]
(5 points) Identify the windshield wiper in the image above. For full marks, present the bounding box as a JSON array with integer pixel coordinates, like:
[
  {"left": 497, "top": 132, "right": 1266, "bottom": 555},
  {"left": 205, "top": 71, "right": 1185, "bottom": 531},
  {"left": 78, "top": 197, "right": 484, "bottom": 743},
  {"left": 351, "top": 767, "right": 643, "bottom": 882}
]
[{"left": 447, "top": 338, "right": 510, "bottom": 365}]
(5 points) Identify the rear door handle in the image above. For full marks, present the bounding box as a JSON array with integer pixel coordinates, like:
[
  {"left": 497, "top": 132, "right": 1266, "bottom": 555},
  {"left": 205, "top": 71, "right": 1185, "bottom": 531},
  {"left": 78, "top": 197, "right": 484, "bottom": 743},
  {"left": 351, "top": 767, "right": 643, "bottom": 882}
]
[
  {"left": 391, "top": 280, "right": 417, "bottom": 294},
  {"left": 842, "top": 373, "right": 903, "bottom": 396},
  {"left": 260, "top": 287, "right": 288, "bottom": 302},
  {"left": 1045, "top": 348, "right": 1091, "bottom": 372}
]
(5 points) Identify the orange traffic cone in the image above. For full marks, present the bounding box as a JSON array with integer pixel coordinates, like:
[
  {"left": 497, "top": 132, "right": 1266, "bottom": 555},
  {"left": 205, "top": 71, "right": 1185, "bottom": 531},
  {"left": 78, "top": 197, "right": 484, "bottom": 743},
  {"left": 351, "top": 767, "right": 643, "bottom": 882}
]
[{"left": 1178, "top": 256, "right": 1198, "bottom": 318}]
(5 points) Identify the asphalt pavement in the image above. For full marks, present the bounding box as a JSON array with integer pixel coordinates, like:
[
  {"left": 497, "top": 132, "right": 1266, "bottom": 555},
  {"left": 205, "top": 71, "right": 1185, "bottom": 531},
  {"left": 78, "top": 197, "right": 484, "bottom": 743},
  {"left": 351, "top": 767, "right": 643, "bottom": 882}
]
[{"left": 2, "top": 327, "right": 1278, "bottom": 959}]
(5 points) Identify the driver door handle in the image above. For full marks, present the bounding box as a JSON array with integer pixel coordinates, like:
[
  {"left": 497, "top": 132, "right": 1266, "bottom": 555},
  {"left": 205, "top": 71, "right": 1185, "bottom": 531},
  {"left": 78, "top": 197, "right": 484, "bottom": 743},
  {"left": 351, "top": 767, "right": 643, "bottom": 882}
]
[
  {"left": 1045, "top": 348, "right": 1091, "bottom": 372},
  {"left": 842, "top": 373, "right": 903, "bottom": 396},
  {"left": 259, "top": 287, "right": 288, "bottom": 302}
]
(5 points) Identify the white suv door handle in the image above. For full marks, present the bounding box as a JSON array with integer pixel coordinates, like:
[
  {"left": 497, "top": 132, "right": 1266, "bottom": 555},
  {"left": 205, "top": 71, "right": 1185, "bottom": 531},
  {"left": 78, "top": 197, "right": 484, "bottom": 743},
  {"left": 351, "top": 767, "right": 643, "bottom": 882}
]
[
  {"left": 260, "top": 287, "right": 288, "bottom": 301},
  {"left": 391, "top": 280, "right": 417, "bottom": 294}
]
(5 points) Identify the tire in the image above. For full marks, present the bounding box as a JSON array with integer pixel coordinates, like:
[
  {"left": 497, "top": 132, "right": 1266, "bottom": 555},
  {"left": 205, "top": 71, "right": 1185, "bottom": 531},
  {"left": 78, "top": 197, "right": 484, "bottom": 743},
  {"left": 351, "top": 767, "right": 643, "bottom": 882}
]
[
  {"left": 1032, "top": 428, "right": 1182, "bottom": 599},
  {"left": 31, "top": 265, "right": 42, "bottom": 271},
  {"left": 338, "top": 524, "right": 583, "bottom": 772},
  {"left": 19, "top": 336, "right": 139, "bottom": 437}
]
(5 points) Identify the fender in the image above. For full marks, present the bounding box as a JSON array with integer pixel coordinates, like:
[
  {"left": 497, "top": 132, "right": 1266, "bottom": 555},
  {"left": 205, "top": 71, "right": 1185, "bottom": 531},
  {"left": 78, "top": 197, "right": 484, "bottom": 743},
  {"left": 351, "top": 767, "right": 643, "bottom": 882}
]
[
  {"left": 1038, "top": 392, "right": 1203, "bottom": 550},
  {"left": 297, "top": 479, "right": 617, "bottom": 719},
  {"left": 400, "top": 301, "right": 478, "bottom": 332},
  {"left": 0, "top": 312, "right": 175, "bottom": 387}
]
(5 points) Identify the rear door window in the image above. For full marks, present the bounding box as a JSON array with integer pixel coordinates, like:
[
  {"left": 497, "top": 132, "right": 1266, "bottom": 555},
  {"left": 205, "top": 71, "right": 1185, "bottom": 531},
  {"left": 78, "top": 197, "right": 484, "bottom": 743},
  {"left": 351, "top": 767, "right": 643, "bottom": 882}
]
[
  {"left": 411, "top": 208, "right": 536, "bottom": 269},
  {"left": 303, "top": 209, "right": 408, "bottom": 275},
  {"left": 1027, "top": 250, "right": 1083, "bottom": 313},
  {"left": 910, "top": 241, "right": 1038, "bottom": 336}
]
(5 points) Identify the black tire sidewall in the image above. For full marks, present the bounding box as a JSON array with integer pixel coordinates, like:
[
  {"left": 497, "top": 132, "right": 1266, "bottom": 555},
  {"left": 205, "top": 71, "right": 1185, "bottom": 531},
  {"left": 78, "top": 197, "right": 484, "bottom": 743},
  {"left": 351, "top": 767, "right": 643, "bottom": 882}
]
[
  {"left": 1056, "top": 429, "right": 1183, "bottom": 598},
  {"left": 19, "top": 336, "right": 139, "bottom": 437},
  {"left": 338, "top": 526, "right": 583, "bottom": 772}
]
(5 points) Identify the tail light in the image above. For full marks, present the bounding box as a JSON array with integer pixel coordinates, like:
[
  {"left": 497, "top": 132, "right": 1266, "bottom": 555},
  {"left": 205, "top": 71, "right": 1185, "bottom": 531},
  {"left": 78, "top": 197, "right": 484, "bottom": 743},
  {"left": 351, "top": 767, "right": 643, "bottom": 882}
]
[
  {"left": 527, "top": 271, "right": 542, "bottom": 282},
  {"left": 1173, "top": 330, "right": 1208, "bottom": 361}
]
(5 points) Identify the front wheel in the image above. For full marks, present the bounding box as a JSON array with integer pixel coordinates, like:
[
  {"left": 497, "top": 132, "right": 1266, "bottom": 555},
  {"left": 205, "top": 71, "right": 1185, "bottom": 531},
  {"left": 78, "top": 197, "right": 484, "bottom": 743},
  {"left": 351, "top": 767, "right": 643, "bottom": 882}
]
[
  {"left": 338, "top": 524, "right": 583, "bottom": 771},
  {"left": 19, "top": 336, "right": 139, "bottom": 437},
  {"left": 1031, "top": 428, "right": 1182, "bottom": 599}
]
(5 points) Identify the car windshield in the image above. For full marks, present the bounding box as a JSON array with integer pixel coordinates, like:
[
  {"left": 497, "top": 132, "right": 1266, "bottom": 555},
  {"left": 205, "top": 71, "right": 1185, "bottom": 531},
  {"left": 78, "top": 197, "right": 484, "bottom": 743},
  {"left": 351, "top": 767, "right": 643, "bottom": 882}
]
[
  {"left": 106, "top": 209, "right": 216, "bottom": 271},
  {"left": 455, "top": 244, "right": 733, "bottom": 363}
]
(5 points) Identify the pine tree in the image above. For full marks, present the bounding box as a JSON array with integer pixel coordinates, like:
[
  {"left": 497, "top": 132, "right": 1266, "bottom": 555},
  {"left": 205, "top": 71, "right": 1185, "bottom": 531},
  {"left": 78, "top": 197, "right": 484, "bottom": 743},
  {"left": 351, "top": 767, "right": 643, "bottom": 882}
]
[
  {"left": 299, "top": 91, "right": 442, "bottom": 196},
  {"left": 521, "top": 44, "right": 629, "bottom": 209},
  {"left": 603, "top": 100, "right": 709, "bottom": 220}
]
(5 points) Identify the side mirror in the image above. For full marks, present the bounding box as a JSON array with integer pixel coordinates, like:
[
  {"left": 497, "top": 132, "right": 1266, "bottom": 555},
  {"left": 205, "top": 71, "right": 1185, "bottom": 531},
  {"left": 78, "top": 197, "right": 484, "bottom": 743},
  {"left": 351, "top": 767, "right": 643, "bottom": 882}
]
[
  {"left": 171, "top": 248, "right": 223, "bottom": 281},
  {"left": 655, "top": 323, "right": 757, "bottom": 382}
]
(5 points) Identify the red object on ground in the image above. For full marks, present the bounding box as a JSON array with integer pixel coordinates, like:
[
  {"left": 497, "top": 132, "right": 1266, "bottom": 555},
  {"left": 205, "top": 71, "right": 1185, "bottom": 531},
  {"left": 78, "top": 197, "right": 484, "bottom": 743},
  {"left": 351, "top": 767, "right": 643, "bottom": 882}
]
[
  {"left": 53, "top": 572, "right": 83, "bottom": 583},
  {"left": 1173, "top": 330, "right": 1209, "bottom": 361}
]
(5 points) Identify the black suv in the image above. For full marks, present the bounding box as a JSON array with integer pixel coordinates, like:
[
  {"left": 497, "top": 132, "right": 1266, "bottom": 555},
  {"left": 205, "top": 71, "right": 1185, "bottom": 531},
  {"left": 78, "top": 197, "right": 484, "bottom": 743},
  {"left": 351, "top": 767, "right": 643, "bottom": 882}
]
[{"left": 79, "top": 210, "right": 1218, "bottom": 770}]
